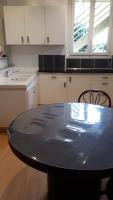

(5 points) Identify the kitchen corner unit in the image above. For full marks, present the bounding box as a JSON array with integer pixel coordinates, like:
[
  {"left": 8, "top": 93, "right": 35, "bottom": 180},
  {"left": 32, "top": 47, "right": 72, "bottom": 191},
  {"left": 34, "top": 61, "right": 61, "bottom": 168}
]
[{"left": 0, "top": 73, "right": 38, "bottom": 127}]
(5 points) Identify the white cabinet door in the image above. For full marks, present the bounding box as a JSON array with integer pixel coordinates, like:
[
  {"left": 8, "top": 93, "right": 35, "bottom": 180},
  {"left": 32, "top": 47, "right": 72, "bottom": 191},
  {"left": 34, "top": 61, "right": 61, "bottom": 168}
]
[
  {"left": 90, "top": 80, "right": 113, "bottom": 105},
  {"left": 27, "top": 78, "right": 38, "bottom": 109},
  {"left": 4, "top": 6, "right": 66, "bottom": 45},
  {"left": 4, "top": 6, "right": 25, "bottom": 45},
  {"left": 27, "top": 87, "right": 34, "bottom": 109},
  {"left": 0, "top": 89, "right": 27, "bottom": 127},
  {"left": 25, "top": 7, "right": 45, "bottom": 45},
  {"left": 45, "top": 7, "right": 65, "bottom": 45},
  {"left": 39, "top": 74, "right": 67, "bottom": 104},
  {"left": 67, "top": 75, "right": 90, "bottom": 102}
]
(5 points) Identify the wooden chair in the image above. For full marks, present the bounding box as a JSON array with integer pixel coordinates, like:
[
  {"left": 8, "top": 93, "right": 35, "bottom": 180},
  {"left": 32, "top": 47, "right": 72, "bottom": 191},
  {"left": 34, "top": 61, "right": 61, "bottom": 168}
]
[
  {"left": 78, "top": 89, "right": 111, "bottom": 108},
  {"left": 98, "top": 178, "right": 113, "bottom": 200},
  {"left": 78, "top": 89, "right": 112, "bottom": 200}
]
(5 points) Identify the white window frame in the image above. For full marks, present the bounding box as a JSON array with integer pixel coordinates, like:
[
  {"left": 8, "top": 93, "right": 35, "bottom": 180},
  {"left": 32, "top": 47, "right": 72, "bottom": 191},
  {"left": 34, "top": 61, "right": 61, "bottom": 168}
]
[{"left": 69, "top": 0, "right": 113, "bottom": 57}]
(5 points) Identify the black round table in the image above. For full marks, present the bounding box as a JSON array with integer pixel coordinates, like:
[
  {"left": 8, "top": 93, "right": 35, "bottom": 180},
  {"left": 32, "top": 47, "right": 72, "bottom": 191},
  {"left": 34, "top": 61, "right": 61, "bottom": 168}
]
[{"left": 8, "top": 103, "right": 113, "bottom": 200}]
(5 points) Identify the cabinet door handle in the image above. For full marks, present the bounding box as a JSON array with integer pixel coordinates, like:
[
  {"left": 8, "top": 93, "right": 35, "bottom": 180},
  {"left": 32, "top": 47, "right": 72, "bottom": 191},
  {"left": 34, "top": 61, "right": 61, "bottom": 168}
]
[
  {"left": 47, "top": 36, "right": 50, "bottom": 44},
  {"left": 51, "top": 76, "right": 57, "bottom": 79},
  {"left": 21, "top": 36, "right": 24, "bottom": 44},
  {"left": 33, "top": 87, "right": 35, "bottom": 93},
  {"left": 27, "top": 36, "right": 30, "bottom": 44},
  {"left": 64, "top": 82, "right": 66, "bottom": 88},
  {"left": 69, "top": 76, "right": 71, "bottom": 82},
  {"left": 102, "top": 82, "right": 108, "bottom": 85},
  {"left": 102, "top": 76, "right": 109, "bottom": 79}
]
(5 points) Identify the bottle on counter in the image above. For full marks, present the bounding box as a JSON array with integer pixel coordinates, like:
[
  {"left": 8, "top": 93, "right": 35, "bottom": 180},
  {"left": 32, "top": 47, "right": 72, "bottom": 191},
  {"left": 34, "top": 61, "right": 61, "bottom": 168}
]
[
  {"left": 0, "top": 45, "right": 6, "bottom": 58},
  {"left": 0, "top": 45, "right": 2, "bottom": 57}
]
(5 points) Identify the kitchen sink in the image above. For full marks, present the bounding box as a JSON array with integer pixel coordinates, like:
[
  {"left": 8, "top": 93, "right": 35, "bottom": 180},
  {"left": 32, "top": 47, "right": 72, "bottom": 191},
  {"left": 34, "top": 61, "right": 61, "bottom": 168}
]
[
  {"left": 9, "top": 77, "right": 28, "bottom": 81},
  {"left": 8, "top": 72, "right": 34, "bottom": 81}
]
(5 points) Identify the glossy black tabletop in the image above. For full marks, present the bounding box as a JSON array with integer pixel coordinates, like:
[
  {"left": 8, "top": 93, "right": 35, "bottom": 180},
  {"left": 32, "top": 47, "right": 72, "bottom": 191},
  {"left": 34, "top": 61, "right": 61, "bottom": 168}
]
[{"left": 8, "top": 103, "right": 113, "bottom": 177}]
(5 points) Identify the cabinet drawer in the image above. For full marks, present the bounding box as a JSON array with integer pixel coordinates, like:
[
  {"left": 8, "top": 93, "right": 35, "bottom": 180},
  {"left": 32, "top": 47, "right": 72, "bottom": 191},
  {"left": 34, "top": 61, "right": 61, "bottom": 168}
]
[
  {"left": 91, "top": 80, "right": 110, "bottom": 88},
  {"left": 67, "top": 75, "right": 90, "bottom": 83},
  {"left": 90, "top": 80, "right": 113, "bottom": 105},
  {"left": 91, "top": 75, "right": 113, "bottom": 81},
  {"left": 39, "top": 74, "right": 67, "bottom": 81}
]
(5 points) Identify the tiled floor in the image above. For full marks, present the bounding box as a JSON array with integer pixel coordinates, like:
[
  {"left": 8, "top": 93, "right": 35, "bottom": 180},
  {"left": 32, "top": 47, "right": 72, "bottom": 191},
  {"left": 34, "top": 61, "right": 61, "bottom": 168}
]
[{"left": 0, "top": 134, "right": 109, "bottom": 200}]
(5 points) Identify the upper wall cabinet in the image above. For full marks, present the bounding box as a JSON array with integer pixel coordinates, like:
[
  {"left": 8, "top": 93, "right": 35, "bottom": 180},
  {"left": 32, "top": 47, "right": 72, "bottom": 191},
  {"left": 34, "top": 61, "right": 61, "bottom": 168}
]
[
  {"left": 3, "top": 6, "right": 45, "bottom": 45},
  {"left": 45, "top": 7, "right": 65, "bottom": 45},
  {"left": 25, "top": 7, "right": 45, "bottom": 45},
  {"left": 3, "top": 6, "right": 66, "bottom": 45},
  {"left": 4, "top": 6, "right": 25, "bottom": 45}
]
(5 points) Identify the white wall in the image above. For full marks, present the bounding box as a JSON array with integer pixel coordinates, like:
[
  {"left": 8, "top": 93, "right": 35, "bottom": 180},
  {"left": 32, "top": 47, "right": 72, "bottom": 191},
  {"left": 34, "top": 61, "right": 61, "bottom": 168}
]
[
  {"left": 109, "top": 0, "right": 113, "bottom": 55},
  {"left": 2, "top": 0, "right": 113, "bottom": 68},
  {"left": 5, "top": 0, "right": 67, "bottom": 6},
  {"left": 4, "top": 0, "right": 68, "bottom": 68},
  {"left": 0, "top": 7, "right": 5, "bottom": 54},
  {"left": 10, "top": 45, "right": 65, "bottom": 68}
]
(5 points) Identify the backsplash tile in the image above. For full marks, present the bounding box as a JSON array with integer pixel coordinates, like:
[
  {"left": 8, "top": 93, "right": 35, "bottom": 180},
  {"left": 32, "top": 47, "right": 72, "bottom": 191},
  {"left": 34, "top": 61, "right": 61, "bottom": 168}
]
[
  {"left": 39, "top": 55, "right": 113, "bottom": 73},
  {"left": 81, "top": 59, "right": 94, "bottom": 68},
  {"left": 66, "top": 59, "right": 81, "bottom": 68},
  {"left": 66, "top": 58, "right": 112, "bottom": 72},
  {"left": 111, "top": 56, "right": 113, "bottom": 68},
  {"left": 54, "top": 55, "right": 65, "bottom": 72},
  {"left": 44, "top": 55, "right": 54, "bottom": 72},
  {"left": 108, "top": 59, "right": 112, "bottom": 68},
  {"left": 39, "top": 55, "right": 44, "bottom": 72},
  {"left": 39, "top": 55, "right": 65, "bottom": 72},
  {"left": 95, "top": 59, "right": 110, "bottom": 68}
]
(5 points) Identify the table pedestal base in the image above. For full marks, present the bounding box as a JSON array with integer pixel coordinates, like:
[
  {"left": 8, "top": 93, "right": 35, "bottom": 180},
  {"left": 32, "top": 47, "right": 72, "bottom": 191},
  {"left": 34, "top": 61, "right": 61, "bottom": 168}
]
[{"left": 48, "top": 174, "right": 101, "bottom": 200}]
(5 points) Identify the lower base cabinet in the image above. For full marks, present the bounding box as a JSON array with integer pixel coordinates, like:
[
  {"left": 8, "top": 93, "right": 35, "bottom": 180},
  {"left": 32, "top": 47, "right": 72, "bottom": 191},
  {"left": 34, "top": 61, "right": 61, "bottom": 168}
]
[
  {"left": 39, "top": 74, "right": 67, "bottom": 104},
  {"left": 0, "top": 88, "right": 27, "bottom": 127},
  {"left": 27, "top": 78, "right": 38, "bottom": 109},
  {"left": 39, "top": 74, "right": 91, "bottom": 104},
  {"left": 67, "top": 75, "right": 90, "bottom": 102},
  {"left": 90, "top": 80, "right": 113, "bottom": 103},
  {"left": 0, "top": 78, "right": 38, "bottom": 127},
  {"left": 39, "top": 74, "right": 113, "bottom": 106}
]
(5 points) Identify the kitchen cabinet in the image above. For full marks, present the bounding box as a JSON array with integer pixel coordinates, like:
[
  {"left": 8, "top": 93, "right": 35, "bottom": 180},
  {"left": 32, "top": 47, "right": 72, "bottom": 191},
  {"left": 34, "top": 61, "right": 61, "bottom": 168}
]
[
  {"left": 3, "top": 6, "right": 25, "bottom": 45},
  {"left": 25, "top": 6, "right": 45, "bottom": 45},
  {"left": 0, "top": 76, "right": 38, "bottom": 127},
  {"left": 39, "top": 74, "right": 67, "bottom": 104},
  {"left": 90, "top": 75, "right": 113, "bottom": 104},
  {"left": 67, "top": 75, "right": 90, "bottom": 102},
  {"left": 67, "top": 74, "right": 113, "bottom": 104},
  {"left": 45, "top": 7, "right": 65, "bottom": 45},
  {"left": 4, "top": 6, "right": 45, "bottom": 45},
  {"left": 0, "top": 88, "right": 27, "bottom": 127},
  {"left": 25, "top": 7, "right": 45, "bottom": 45},
  {"left": 39, "top": 74, "right": 90, "bottom": 104},
  {"left": 39, "top": 74, "right": 113, "bottom": 105},
  {"left": 27, "top": 78, "right": 38, "bottom": 109},
  {"left": 3, "top": 6, "right": 65, "bottom": 45}
]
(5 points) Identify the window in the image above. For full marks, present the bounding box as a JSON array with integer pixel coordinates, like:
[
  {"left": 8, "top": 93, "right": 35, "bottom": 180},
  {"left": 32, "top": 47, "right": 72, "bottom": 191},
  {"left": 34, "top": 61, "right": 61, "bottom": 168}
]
[{"left": 72, "top": 0, "right": 112, "bottom": 54}]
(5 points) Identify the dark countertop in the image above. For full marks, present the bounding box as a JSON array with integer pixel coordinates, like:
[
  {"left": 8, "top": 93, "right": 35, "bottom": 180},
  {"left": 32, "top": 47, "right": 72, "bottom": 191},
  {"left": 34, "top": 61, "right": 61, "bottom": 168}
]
[
  {"left": 8, "top": 103, "right": 113, "bottom": 177},
  {"left": 39, "top": 68, "right": 113, "bottom": 74},
  {"left": 66, "top": 68, "right": 113, "bottom": 73}
]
